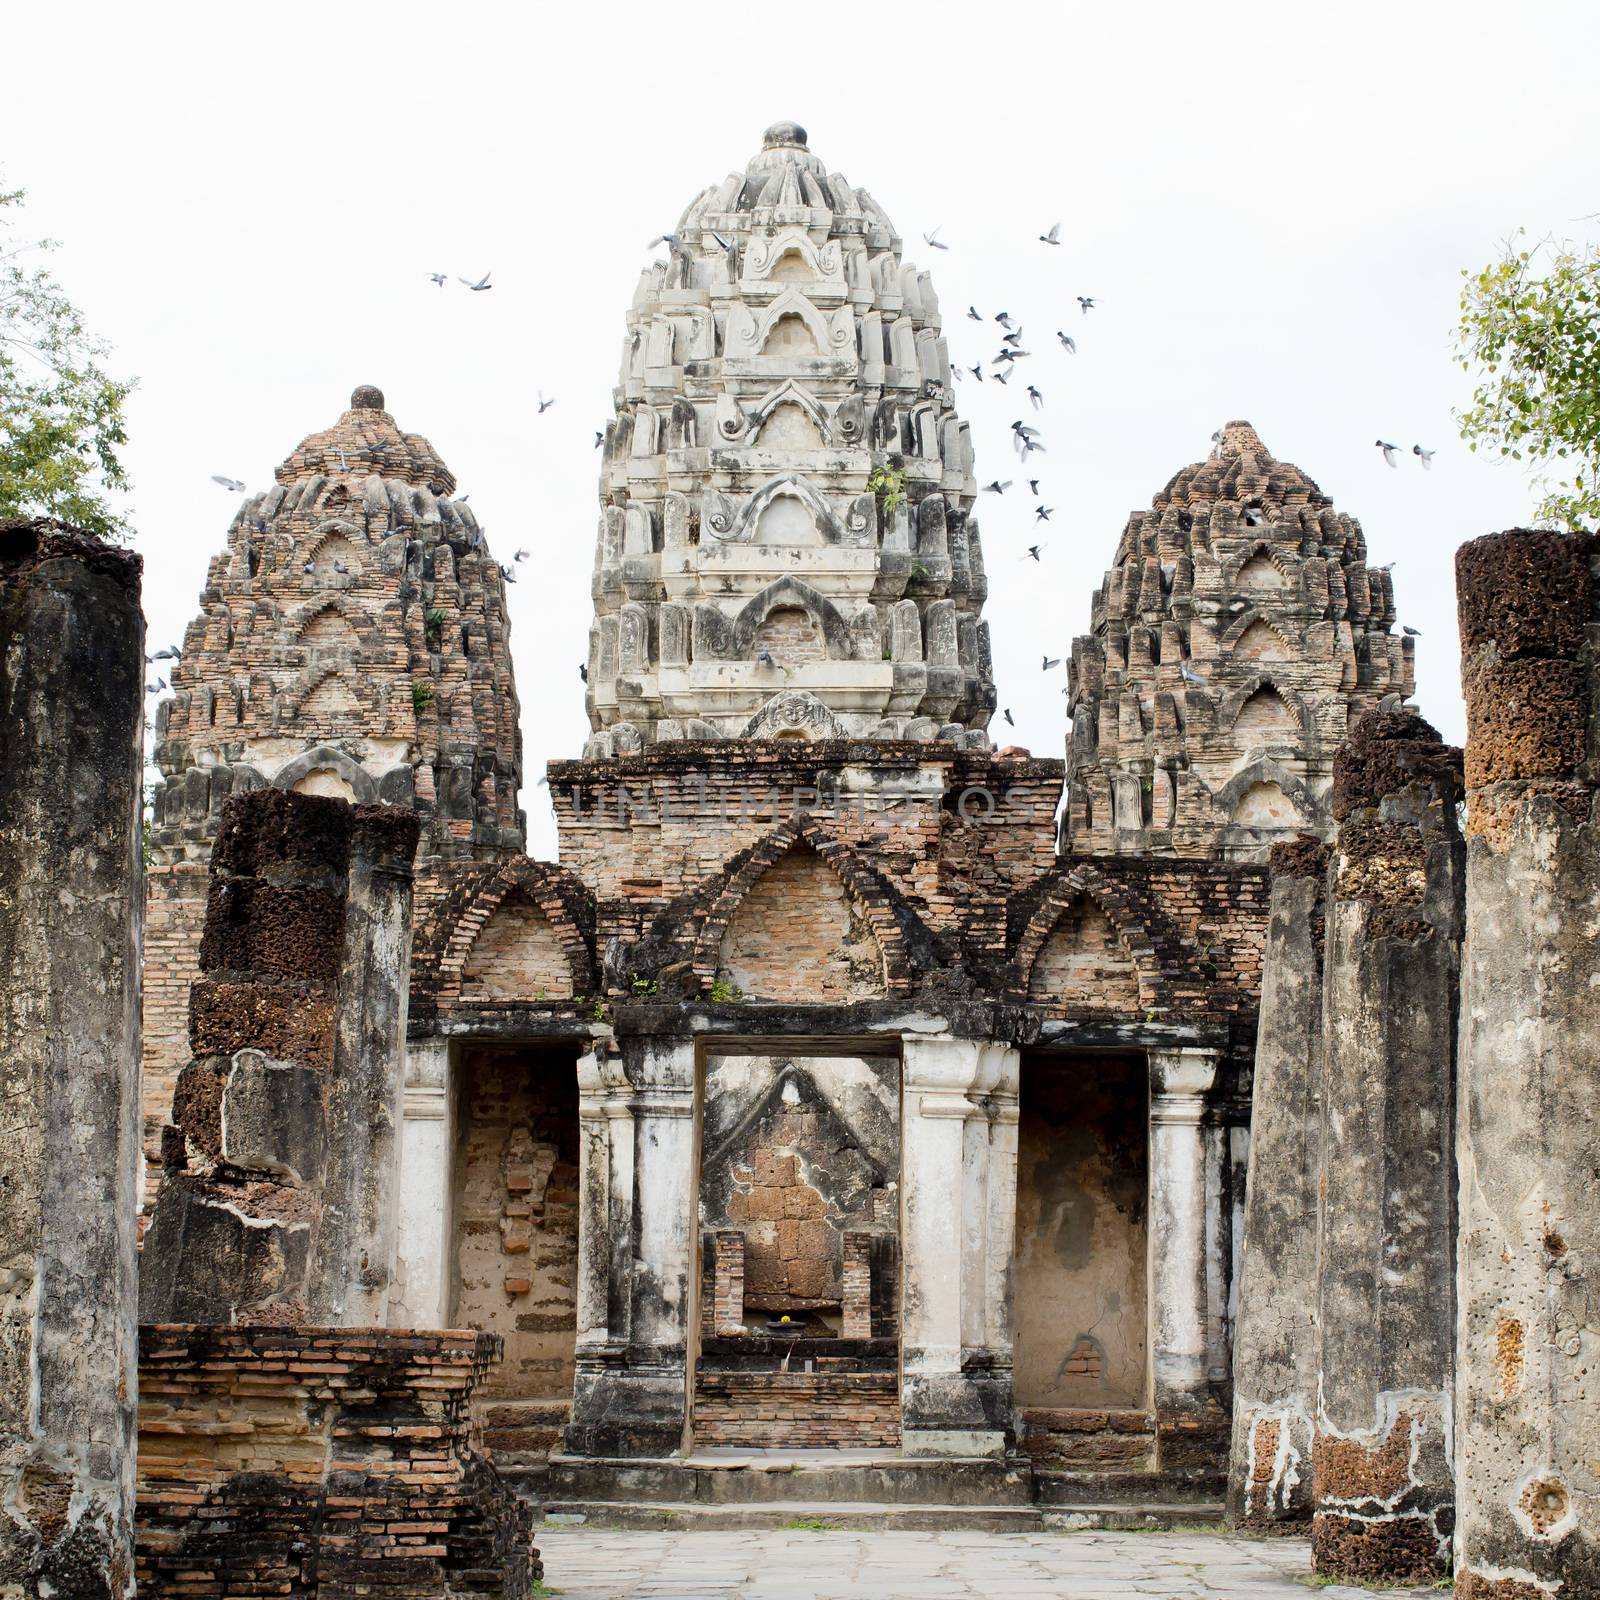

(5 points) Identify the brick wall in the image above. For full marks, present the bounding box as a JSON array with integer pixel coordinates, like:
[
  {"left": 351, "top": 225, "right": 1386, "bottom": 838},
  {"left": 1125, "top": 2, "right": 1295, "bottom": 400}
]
[
  {"left": 1027, "top": 894, "right": 1141, "bottom": 1013},
  {"left": 717, "top": 846, "right": 885, "bottom": 1003},
  {"left": 460, "top": 896, "right": 576, "bottom": 1001},
  {"left": 452, "top": 1050, "right": 578, "bottom": 1459},
  {"left": 752, "top": 605, "right": 827, "bottom": 665},
  {"left": 692, "top": 1369, "right": 900, "bottom": 1450},
  {"left": 140, "top": 865, "right": 210, "bottom": 1191},
  {"left": 136, "top": 1324, "right": 537, "bottom": 1599}
]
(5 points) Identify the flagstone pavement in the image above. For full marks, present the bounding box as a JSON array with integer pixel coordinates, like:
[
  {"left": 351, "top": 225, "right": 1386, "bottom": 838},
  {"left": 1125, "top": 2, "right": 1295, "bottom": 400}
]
[{"left": 535, "top": 1526, "right": 1447, "bottom": 1599}]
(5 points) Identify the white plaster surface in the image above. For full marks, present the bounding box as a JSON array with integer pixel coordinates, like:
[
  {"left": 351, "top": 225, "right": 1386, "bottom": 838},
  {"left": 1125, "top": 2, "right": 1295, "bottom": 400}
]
[{"left": 534, "top": 1527, "right": 1442, "bottom": 1598}]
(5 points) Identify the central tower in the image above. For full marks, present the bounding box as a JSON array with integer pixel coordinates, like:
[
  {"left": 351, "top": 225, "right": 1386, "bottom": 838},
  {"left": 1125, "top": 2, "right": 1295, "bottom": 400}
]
[{"left": 584, "top": 120, "right": 995, "bottom": 754}]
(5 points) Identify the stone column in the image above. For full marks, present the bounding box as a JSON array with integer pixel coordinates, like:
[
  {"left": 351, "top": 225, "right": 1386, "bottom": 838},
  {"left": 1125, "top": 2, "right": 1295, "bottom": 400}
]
[
  {"left": 1148, "top": 1047, "right": 1226, "bottom": 1475},
  {"left": 309, "top": 806, "right": 420, "bottom": 1324},
  {"left": 389, "top": 1037, "right": 455, "bottom": 1328},
  {"left": 0, "top": 521, "right": 143, "bottom": 1599},
  {"left": 1228, "top": 839, "right": 1328, "bottom": 1532},
  {"left": 1312, "top": 710, "right": 1462, "bottom": 1586},
  {"left": 1453, "top": 529, "right": 1600, "bottom": 1598},
  {"left": 900, "top": 1034, "right": 1018, "bottom": 1458},
  {"left": 566, "top": 1034, "right": 694, "bottom": 1457}
]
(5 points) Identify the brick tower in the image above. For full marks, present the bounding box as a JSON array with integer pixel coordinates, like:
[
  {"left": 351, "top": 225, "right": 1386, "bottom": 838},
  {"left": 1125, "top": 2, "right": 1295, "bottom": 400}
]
[{"left": 1064, "top": 421, "right": 1414, "bottom": 859}]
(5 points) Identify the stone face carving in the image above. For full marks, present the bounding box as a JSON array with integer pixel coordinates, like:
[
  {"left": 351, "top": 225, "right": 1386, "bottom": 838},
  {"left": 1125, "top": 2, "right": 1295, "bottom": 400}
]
[
  {"left": 1063, "top": 421, "right": 1415, "bottom": 861},
  {"left": 589, "top": 122, "right": 995, "bottom": 748}
]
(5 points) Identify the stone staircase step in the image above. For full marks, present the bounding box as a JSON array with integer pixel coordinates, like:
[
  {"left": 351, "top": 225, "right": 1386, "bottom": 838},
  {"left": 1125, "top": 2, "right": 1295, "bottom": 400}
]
[{"left": 540, "top": 1499, "right": 1045, "bottom": 1532}]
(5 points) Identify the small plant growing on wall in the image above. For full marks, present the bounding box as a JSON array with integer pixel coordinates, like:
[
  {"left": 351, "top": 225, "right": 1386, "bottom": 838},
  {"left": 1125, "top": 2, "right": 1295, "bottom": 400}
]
[
  {"left": 630, "top": 975, "right": 658, "bottom": 997},
  {"left": 424, "top": 606, "right": 446, "bottom": 644},
  {"left": 709, "top": 978, "right": 742, "bottom": 1003},
  {"left": 412, "top": 680, "right": 433, "bottom": 715},
  {"left": 867, "top": 463, "right": 907, "bottom": 516}
]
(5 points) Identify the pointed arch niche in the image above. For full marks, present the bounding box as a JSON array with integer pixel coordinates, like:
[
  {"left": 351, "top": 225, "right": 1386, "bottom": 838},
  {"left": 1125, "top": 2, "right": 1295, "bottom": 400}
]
[
  {"left": 1027, "top": 892, "right": 1141, "bottom": 1015},
  {"left": 716, "top": 846, "right": 886, "bottom": 1004},
  {"left": 460, "top": 890, "right": 576, "bottom": 1001}
]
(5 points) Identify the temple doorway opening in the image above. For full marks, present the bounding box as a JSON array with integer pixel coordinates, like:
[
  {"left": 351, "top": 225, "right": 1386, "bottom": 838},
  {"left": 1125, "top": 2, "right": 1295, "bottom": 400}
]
[
  {"left": 450, "top": 1044, "right": 581, "bottom": 1476},
  {"left": 1014, "top": 1052, "right": 1151, "bottom": 1471},
  {"left": 694, "top": 1049, "right": 902, "bottom": 1450}
]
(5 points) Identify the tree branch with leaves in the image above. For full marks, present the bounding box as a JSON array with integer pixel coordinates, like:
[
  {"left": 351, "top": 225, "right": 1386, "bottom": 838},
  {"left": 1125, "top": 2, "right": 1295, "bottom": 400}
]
[
  {"left": 0, "top": 184, "right": 134, "bottom": 538},
  {"left": 1455, "top": 229, "right": 1600, "bottom": 530}
]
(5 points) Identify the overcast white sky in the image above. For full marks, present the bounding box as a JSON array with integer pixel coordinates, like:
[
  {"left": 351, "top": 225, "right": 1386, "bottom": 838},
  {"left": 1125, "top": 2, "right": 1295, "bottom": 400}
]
[{"left": 5, "top": 0, "right": 1595, "bottom": 857}]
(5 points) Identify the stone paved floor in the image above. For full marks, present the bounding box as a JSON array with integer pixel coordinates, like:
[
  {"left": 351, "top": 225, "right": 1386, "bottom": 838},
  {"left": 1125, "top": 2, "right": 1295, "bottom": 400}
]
[{"left": 536, "top": 1526, "right": 1445, "bottom": 1598}]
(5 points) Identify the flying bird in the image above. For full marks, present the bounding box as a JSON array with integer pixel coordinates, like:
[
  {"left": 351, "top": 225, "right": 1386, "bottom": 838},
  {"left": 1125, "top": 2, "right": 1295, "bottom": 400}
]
[
  {"left": 1035, "top": 505, "right": 1053, "bottom": 523},
  {"left": 458, "top": 271, "right": 493, "bottom": 291},
  {"left": 499, "top": 563, "right": 516, "bottom": 583},
  {"left": 1028, "top": 385, "right": 1044, "bottom": 410},
  {"left": 923, "top": 226, "right": 948, "bottom": 250},
  {"left": 1403, "top": 625, "right": 1421, "bottom": 637},
  {"left": 1002, "top": 329, "right": 1024, "bottom": 347},
  {"left": 211, "top": 475, "right": 245, "bottom": 492},
  {"left": 1056, "top": 331, "right": 1077, "bottom": 353},
  {"left": 594, "top": 431, "right": 605, "bottom": 448},
  {"left": 537, "top": 392, "right": 556, "bottom": 414},
  {"left": 993, "top": 367, "right": 1013, "bottom": 385},
  {"left": 1077, "top": 296, "right": 1096, "bottom": 315},
  {"left": 1413, "top": 444, "right": 1435, "bottom": 469},
  {"left": 579, "top": 664, "right": 588, "bottom": 682},
  {"left": 1039, "top": 223, "right": 1061, "bottom": 245},
  {"left": 994, "top": 311, "right": 1014, "bottom": 328},
  {"left": 1244, "top": 506, "right": 1265, "bottom": 526},
  {"left": 1042, "top": 655, "right": 1061, "bottom": 671},
  {"left": 1179, "top": 660, "right": 1209, "bottom": 687},
  {"left": 707, "top": 230, "right": 735, "bottom": 253},
  {"left": 1375, "top": 440, "right": 1402, "bottom": 468},
  {"left": 153, "top": 646, "right": 180, "bottom": 661},
  {"left": 982, "top": 480, "right": 1013, "bottom": 495},
  {"left": 514, "top": 549, "right": 529, "bottom": 562},
  {"left": 968, "top": 363, "right": 985, "bottom": 383},
  {"left": 1024, "top": 545, "right": 1043, "bottom": 561},
  {"left": 755, "top": 647, "right": 776, "bottom": 668},
  {"left": 426, "top": 272, "right": 447, "bottom": 287},
  {"left": 647, "top": 233, "right": 683, "bottom": 250},
  {"left": 1003, "top": 708, "right": 1015, "bottom": 726},
  {"left": 1028, "top": 479, "right": 1040, "bottom": 496},
  {"left": 967, "top": 306, "right": 983, "bottom": 322}
]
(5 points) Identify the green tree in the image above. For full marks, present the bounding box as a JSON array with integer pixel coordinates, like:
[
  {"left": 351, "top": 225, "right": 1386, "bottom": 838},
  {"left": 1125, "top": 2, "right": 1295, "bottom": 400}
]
[
  {"left": 1, "top": 185, "right": 134, "bottom": 538},
  {"left": 1455, "top": 230, "right": 1600, "bottom": 530}
]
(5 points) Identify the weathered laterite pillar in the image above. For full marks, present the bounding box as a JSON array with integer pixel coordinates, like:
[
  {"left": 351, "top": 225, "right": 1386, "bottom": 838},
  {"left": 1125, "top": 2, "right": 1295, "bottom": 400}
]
[
  {"left": 308, "top": 804, "right": 421, "bottom": 1323},
  {"left": 1228, "top": 834, "right": 1329, "bottom": 1533},
  {"left": 1313, "top": 709, "right": 1463, "bottom": 1585},
  {"left": 1453, "top": 528, "right": 1600, "bottom": 1599},
  {"left": 139, "top": 788, "right": 419, "bottom": 1324},
  {"left": 0, "top": 520, "right": 143, "bottom": 1599}
]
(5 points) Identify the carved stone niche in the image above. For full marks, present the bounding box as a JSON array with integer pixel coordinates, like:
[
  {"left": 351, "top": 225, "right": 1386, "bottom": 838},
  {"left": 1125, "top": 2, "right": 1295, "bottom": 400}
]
[{"left": 742, "top": 690, "right": 847, "bottom": 742}]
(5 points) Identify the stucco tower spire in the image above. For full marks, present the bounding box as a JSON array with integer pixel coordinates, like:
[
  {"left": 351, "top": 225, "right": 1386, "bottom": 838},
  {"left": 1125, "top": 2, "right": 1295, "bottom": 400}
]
[{"left": 584, "top": 121, "right": 995, "bottom": 752}]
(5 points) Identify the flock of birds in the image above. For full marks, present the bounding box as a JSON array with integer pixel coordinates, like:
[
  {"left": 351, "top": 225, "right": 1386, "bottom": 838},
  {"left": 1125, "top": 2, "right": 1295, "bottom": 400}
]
[{"left": 184, "top": 227, "right": 1437, "bottom": 725}]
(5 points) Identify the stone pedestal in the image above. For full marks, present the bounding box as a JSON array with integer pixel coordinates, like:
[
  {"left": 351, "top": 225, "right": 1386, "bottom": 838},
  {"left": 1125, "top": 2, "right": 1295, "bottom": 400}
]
[
  {"left": 1453, "top": 529, "right": 1600, "bottom": 1598},
  {"left": 899, "top": 1034, "right": 1020, "bottom": 1458},
  {"left": 1228, "top": 844, "right": 1328, "bottom": 1531},
  {"left": 1312, "top": 711, "right": 1461, "bottom": 1586},
  {"left": 565, "top": 1036, "right": 696, "bottom": 1457},
  {"left": 0, "top": 521, "right": 144, "bottom": 1600},
  {"left": 390, "top": 1037, "right": 456, "bottom": 1328}
]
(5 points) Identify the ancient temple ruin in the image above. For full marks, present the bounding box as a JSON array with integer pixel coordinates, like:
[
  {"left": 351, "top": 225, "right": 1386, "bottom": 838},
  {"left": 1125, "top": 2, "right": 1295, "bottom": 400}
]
[{"left": 2, "top": 121, "right": 1594, "bottom": 1599}]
